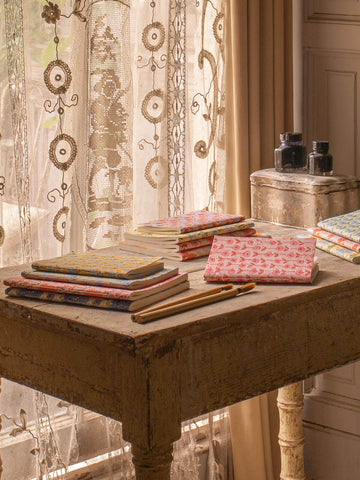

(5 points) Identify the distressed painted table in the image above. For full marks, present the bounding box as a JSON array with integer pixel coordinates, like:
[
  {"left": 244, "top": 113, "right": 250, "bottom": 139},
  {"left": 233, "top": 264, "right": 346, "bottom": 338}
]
[{"left": 0, "top": 222, "right": 360, "bottom": 479}]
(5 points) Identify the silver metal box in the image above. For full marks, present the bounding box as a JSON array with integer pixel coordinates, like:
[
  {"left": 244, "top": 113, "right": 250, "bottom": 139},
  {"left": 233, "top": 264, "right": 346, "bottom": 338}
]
[{"left": 250, "top": 168, "right": 360, "bottom": 228}]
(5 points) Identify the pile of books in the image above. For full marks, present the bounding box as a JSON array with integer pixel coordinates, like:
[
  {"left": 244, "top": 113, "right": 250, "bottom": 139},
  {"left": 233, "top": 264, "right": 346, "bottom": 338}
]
[
  {"left": 120, "top": 210, "right": 256, "bottom": 261},
  {"left": 307, "top": 209, "right": 360, "bottom": 264},
  {"left": 4, "top": 252, "right": 190, "bottom": 312},
  {"left": 204, "top": 236, "right": 319, "bottom": 284}
]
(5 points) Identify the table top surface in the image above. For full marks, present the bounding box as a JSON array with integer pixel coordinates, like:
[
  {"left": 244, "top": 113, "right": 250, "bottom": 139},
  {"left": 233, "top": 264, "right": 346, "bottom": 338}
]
[
  {"left": 1, "top": 221, "right": 359, "bottom": 351},
  {"left": 2, "top": 220, "right": 360, "bottom": 426}
]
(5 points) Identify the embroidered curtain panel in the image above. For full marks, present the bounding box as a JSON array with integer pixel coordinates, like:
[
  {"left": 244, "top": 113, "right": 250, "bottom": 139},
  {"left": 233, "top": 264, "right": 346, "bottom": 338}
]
[{"left": 0, "top": 0, "right": 231, "bottom": 478}]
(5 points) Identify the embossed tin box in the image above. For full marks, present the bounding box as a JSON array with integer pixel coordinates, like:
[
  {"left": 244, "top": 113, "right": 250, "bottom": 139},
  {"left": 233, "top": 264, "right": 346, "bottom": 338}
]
[{"left": 250, "top": 168, "right": 360, "bottom": 228}]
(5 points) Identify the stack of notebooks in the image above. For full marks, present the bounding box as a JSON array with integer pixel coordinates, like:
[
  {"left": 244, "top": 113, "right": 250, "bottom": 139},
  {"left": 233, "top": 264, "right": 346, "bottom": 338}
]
[
  {"left": 120, "top": 210, "right": 256, "bottom": 261},
  {"left": 4, "top": 252, "right": 190, "bottom": 312},
  {"left": 306, "top": 210, "right": 360, "bottom": 264},
  {"left": 204, "top": 236, "right": 319, "bottom": 284}
]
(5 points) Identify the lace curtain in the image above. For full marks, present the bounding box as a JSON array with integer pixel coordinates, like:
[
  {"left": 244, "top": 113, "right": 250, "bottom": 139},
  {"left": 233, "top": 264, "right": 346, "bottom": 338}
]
[{"left": 0, "top": 0, "right": 231, "bottom": 478}]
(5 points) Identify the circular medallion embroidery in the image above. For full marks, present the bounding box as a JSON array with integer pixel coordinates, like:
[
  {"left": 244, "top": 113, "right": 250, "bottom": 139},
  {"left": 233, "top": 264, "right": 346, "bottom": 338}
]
[
  {"left": 53, "top": 206, "right": 69, "bottom": 243},
  {"left": 213, "top": 12, "right": 224, "bottom": 44},
  {"left": 44, "top": 60, "right": 72, "bottom": 95},
  {"left": 194, "top": 140, "right": 208, "bottom": 159},
  {"left": 49, "top": 134, "right": 77, "bottom": 171},
  {"left": 141, "top": 89, "right": 165, "bottom": 124},
  {"left": 142, "top": 22, "right": 165, "bottom": 52},
  {"left": 145, "top": 156, "right": 167, "bottom": 189},
  {"left": 0, "top": 226, "right": 5, "bottom": 246}
]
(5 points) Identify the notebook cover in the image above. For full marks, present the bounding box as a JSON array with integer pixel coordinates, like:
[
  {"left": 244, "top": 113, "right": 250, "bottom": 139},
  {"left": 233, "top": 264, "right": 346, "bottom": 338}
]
[
  {"left": 5, "top": 281, "right": 190, "bottom": 312},
  {"left": 121, "top": 229, "right": 256, "bottom": 253},
  {"left": 31, "top": 253, "right": 163, "bottom": 279},
  {"left": 204, "top": 236, "right": 318, "bottom": 283},
  {"left": 121, "top": 237, "right": 214, "bottom": 253},
  {"left": 4, "top": 273, "right": 188, "bottom": 300},
  {"left": 318, "top": 210, "right": 360, "bottom": 243},
  {"left": 137, "top": 210, "right": 245, "bottom": 234},
  {"left": 299, "top": 233, "right": 360, "bottom": 264},
  {"left": 124, "top": 222, "right": 255, "bottom": 244},
  {"left": 119, "top": 242, "right": 212, "bottom": 261},
  {"left": 308, "top": 227, "right": 360, "bottom": 253},
  {"left": 21, "top": 267, "right": 179, "bottom": 290}
]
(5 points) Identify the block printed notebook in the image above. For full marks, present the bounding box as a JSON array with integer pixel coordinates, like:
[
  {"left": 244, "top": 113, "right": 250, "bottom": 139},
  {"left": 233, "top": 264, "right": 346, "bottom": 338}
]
[
  {"left": 318, "top": 210, "right": 360, "bottom": 243},
  {"left": 5, "top": 281, "right": 190, "bottom": 312},
  {"left": 137, "top": 210, "right": 245, "bottom": 234},
  {"left": 204, "top": 236, "right": 319, "bottom": 284},
  {"left": 299, "top": 232, "right": 360, "bottom": 264},
  {"left": 4, "top": 273, "right": 188, "bottom": 300},
  {"left": 31, "top": 253, "right": 163, "bottom": 279},
  {"left": 21, "top": 267, "right": 179, "bottom": 289},
  {"left": 308, "top": 227, "right": 360, "bottom": 253},
  {"left": 124, "top": 222, "right": 255, "bottom": 244},
  {"left": 119, "top": 242, "right": 212, "bottom": 261}
]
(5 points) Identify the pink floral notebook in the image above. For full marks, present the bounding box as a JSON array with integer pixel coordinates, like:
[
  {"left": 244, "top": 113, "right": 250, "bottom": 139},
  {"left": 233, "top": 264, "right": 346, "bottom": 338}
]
[
  {"left": 204, "top": 237, "right": 319, "bottom": 284},
  {"left": 137, "top": 210, "right": 245, "bottom": 234},
  {"left": 4, "top": 273, "right": 188, "bottom": 301}
]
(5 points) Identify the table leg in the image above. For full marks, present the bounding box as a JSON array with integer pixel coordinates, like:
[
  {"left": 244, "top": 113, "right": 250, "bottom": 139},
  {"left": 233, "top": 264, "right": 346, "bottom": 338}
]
[
  {"left": 131, "top": 445, "right": 174, "bottom": 480},
  {"left": 277, "top": 382, "right": 305, "bottom": 480},
  {"left": 121, "top": 345, "right": 181, "bottom": 480}
]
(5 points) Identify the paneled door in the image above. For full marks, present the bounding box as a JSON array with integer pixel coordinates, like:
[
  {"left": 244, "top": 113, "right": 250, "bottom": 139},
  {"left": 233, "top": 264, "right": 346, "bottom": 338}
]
[
  {"left": 303, "top": 0, "right": 360, "bottom": 175},
  {"left": 303, "top": 2, "right": 360, "bottom": 479}
]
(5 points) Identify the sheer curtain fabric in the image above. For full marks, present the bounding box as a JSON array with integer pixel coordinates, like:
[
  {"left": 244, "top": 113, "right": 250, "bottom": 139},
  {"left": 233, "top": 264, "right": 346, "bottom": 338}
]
[{"left": 0, "top": 0, "right": 230, "bottom": 478}]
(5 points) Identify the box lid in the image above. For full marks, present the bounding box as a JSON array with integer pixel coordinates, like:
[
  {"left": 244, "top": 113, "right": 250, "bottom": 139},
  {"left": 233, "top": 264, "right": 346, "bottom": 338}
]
[{"left": 250, "top": 168, "right": 359, "bottom": 194}]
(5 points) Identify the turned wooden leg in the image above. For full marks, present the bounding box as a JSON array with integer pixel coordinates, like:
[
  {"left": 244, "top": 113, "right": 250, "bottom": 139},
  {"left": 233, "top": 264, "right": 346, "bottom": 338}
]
[
  {"left": 277, "top": 382, "right": 305, "bottom": 480},
  {"left": 132, "top": 445, "right": 173, "bottom": 480}
]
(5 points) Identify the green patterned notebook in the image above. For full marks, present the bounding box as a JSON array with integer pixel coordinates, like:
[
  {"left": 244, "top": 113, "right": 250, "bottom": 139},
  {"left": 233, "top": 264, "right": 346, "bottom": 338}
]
[
  {"left": 31, "top": 253, "right": 164, "bottom": 279},
  {"left": 318, "top": 210, "right": 360, "bottom": 243}
]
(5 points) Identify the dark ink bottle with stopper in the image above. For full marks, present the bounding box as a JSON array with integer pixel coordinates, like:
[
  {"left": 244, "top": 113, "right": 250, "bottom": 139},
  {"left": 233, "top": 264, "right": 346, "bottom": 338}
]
[
  {"left": 274, "top": 132, "right": 307, "bottom": 173},
  {"left": 308, "top": 141, "right": 333, "bottom": 176}
]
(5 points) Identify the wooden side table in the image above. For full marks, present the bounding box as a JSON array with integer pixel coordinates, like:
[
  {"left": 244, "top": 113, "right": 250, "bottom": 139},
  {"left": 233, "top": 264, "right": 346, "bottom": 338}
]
[{"left": 0, "top": 223, "right": 359, "bottom": 479}]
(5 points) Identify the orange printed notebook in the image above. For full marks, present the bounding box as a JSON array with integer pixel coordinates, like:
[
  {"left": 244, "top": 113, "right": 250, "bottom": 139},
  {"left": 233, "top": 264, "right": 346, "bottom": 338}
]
[{"left": 137, "top": 210, "right": 245, "bottom": 234}]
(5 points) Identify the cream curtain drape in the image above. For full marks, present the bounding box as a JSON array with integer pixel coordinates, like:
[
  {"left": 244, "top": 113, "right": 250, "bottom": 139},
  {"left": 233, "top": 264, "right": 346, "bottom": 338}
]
[
  {"left": 225, "top": 0, "right": 293, "bottom": 217},
  {"left": 225, "top": 1, "right": 293, "bottom": 479}
]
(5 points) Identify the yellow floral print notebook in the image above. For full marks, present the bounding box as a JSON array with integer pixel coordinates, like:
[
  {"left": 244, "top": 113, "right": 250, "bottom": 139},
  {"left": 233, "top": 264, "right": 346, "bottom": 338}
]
[{"left": 31, "top": 253, "right": 164, "bottom": 279}]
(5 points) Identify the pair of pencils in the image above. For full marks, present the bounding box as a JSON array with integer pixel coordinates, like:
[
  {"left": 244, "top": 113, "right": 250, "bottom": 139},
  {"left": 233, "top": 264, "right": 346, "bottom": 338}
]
[{"left": 131, "top": 282, "right": 256, "bottom": 324}]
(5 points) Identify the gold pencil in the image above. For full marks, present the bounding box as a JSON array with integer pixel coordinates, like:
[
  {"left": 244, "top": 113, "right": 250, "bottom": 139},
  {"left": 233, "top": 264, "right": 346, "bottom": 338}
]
[{"left": 133, "top": 282, "right": 256, "bottom": 324}]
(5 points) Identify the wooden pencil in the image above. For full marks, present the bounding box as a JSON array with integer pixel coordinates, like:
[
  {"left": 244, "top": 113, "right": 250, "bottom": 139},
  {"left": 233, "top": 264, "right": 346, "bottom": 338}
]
[
  {"left": 130, "top": 283, "right": 234, "bottom": 321},
  {"left": 133, "top": 283, "right": 256, "bottom": 324}
]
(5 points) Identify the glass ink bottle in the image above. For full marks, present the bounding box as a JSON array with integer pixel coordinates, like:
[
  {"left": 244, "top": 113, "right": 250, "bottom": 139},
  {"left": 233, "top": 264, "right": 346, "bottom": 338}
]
[
  {"left": 308, "top": 141, "right": 333, "bottom": 176},
  {"left": 274, "top": 132, "right": 307, "bottom": 173}
]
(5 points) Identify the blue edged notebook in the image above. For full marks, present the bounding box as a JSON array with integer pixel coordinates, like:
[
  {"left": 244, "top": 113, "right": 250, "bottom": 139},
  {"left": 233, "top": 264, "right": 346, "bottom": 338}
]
[
  {"left": 5, "top": 279, "right": 190, "bottom": 312},
  {"left": 21, "top": 267, "right": 179, "bottom": 290}
]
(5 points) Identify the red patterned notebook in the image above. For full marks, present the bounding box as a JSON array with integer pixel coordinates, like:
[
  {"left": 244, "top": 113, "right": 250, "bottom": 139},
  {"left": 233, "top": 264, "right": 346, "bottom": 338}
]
[
  {"left": 4, "top": 273, "right": 188, "bottom": 301},
  {"left": 137, "top": 210, "right": 245, "bottom": 234},
  {"left": 204, "top": 237, "right": 318, "bottom": 284}
]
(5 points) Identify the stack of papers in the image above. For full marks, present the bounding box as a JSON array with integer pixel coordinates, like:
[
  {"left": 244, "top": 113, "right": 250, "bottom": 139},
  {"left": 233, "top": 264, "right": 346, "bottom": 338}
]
[
  {"left": 307, "top": 210, "right": 360, "bottom": 264},
  {"left": 4, "top": 253, "right": 190, "bottom": 311},
  {"left": 120, "top": 210, "right": 256, "bottom": 261}
]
